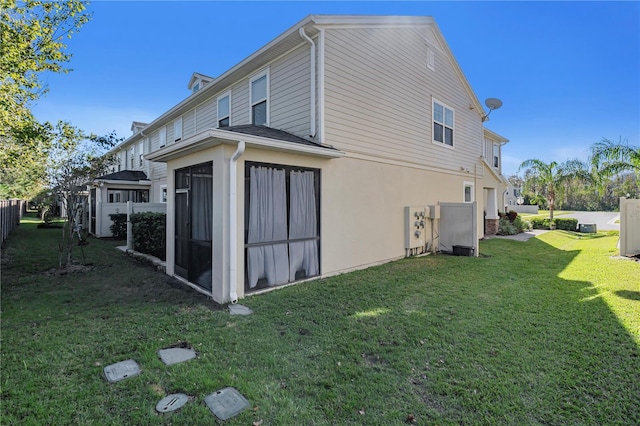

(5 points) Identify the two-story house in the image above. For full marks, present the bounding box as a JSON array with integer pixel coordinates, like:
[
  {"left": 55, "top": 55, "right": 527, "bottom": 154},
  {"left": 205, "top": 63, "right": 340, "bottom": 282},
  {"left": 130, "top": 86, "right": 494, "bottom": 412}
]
[{"left": 107, "top": 15, "right": 508, "bottom": 303}]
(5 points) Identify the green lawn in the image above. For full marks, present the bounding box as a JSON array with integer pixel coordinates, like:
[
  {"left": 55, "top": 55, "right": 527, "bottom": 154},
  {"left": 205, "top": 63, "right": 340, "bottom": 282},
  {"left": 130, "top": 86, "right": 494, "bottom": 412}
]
[
  {"left": 519, "top": 210, "right": 573, "bottom": 220},
  {"left": 2, "top": 215, "right": 639, "bottom": 425}
]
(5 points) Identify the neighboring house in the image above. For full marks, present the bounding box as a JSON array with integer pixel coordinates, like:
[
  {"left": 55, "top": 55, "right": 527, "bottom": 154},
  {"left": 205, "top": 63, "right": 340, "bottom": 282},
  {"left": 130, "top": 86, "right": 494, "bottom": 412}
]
[
  {"left": 110, "top": 14, "right": 508, "bottom": 303},
  {"left": 504, "top": 181, "right": 522, "bottom": 209},
  {"left": 88, "top": 121, "right": 165, "bottom": 237}
]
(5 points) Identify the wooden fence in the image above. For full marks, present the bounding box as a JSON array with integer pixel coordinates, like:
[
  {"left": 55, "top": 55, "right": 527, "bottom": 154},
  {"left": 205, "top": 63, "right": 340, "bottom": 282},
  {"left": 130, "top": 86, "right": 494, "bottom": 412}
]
[{"left": 1, "top": 200, "right": 25, "bottom": 246}]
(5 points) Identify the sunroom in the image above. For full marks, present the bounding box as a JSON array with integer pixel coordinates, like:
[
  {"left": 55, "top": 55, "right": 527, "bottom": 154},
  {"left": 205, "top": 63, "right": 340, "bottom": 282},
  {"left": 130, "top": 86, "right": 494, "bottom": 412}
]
[{"left": 145, "top": 125, "right": 343, "bottom": 303}]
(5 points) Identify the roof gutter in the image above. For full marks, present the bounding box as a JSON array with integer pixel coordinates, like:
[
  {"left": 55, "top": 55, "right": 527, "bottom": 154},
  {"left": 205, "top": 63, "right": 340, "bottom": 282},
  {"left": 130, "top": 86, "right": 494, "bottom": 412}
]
[{"left": 299, "top": 28, "right": 316, "bottom": 138}]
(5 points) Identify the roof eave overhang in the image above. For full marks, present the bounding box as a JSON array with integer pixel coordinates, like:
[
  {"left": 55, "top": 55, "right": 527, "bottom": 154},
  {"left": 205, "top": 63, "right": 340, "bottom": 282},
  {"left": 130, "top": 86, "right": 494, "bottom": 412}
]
[
  {"left": 483, "top": 161, "right": 505, "bottom": 183},
  {"left": 145, "top": 128, "right": 345, "bottom": 163},
  {"left": 92, "top": 179, "right": 152, "bottom": 186},
  {"left": 484, "top": 128, "right": 509, "bottom": 144}
]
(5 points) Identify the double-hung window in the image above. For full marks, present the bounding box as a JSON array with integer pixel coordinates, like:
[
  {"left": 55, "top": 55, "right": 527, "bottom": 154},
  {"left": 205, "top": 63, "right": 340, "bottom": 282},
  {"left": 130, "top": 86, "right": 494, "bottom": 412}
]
[
  {"left": 493, "top": 142, "right": 500, "bottom": 168},
  {"left": 250, "top": 70, "right": 269, "bottom": 126},
  {"left": 217, "top": 92, "right": 231, "bottom": 128},
  {"left": 129, "top": 146, "right": 135, "bottom": 168},
  {"left": 433, "top": 99, "right": 454, "bottom": 147}
]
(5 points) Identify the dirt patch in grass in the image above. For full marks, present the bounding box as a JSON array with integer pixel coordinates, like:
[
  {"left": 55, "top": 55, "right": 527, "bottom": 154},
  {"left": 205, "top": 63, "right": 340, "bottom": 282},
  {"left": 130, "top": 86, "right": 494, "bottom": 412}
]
[{"left": 41, "top": 264, "right": 94, "bottom": 276}]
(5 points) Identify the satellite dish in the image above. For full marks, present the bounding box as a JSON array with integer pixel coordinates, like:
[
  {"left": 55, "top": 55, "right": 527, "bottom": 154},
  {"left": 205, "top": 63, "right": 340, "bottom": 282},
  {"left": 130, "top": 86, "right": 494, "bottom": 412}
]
[{"left": 485, "top": 98, "right": 503, "bottom": 111}]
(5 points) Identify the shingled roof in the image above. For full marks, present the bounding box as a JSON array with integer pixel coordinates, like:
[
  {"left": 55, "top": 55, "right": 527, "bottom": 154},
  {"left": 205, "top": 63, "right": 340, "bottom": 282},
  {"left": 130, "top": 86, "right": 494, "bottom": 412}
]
[
  {"left": 222, "top": 125, "right": 336, "bottom": 150},
  {"left": 96, "top": 170, "right": 149, "bottom": 181}
]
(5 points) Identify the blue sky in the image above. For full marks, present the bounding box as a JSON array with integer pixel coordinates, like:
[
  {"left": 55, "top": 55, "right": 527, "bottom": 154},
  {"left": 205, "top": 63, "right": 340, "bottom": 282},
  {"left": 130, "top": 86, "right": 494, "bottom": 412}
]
[{"left": 31, "top": 1, "right": 639, "bottom": 177}]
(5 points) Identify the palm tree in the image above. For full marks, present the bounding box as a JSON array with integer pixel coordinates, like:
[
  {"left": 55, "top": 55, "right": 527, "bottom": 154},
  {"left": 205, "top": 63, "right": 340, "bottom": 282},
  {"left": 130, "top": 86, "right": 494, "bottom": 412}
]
[
  {"left": 591, "top": 137, "right": 640, "bottom": 180},
  {"left": 519, "top": 159, "right": 586, "bottom": 220}
]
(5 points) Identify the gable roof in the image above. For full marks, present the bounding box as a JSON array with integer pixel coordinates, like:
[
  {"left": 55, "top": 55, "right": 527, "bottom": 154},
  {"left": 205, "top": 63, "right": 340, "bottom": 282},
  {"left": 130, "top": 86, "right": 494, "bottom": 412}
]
[{"left": 187, "top": 72, "right": 215, "bottom": 90}]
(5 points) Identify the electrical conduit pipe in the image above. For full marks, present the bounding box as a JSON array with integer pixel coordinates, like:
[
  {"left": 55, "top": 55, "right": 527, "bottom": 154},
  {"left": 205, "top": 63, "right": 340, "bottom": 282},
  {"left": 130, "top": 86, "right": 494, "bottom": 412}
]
[{"left": 229, "top": 140, "right": 245, "bottom": 304}]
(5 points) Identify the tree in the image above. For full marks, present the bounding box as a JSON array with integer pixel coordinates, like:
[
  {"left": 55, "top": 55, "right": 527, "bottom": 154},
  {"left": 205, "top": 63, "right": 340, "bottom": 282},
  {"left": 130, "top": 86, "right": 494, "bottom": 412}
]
[
  {"left": 590, "top": 137, "right": 640, "bottom": 181},
  {"left": 518, "top": 159, "right": 586, "bottom": 220},
  {"left": 47, "top": 122, "right": 116, "bottom": 268},
  {"left": 0, "top": 119, "right": 53, "bottom": 199},
  {"left": 0, "top": 0, "right": 91, "bottom": 199}
]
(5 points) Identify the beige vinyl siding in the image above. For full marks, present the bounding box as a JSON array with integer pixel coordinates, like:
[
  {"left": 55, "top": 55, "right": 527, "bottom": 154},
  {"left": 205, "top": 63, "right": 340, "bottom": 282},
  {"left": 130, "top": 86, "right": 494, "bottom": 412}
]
[
  {"left": 323, "top": 26, "right": 483, "bottom": 172},
  {"left": 166, "top": 124, "right": 174, "bottom": 146},
  {"left": 232, "top": 80, "right": 250, "bottom": 124},
  {"left": 196, "top": 98, "right": 216, "bottom": 132},
  {"left": 148, "top": 131, "right": 166, "bottom": 180},
  {"left": 183, "top": 109, "right": 196, "bottom": 139},
  {"left": 270, "top": 44, "right": 311, "bottom": 138}
]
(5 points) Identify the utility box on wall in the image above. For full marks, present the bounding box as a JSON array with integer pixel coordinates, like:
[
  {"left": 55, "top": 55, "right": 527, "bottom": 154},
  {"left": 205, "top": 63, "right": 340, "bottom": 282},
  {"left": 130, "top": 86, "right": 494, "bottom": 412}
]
[{"left": 404, "top": 206, "right": 426, "bottom": 255}]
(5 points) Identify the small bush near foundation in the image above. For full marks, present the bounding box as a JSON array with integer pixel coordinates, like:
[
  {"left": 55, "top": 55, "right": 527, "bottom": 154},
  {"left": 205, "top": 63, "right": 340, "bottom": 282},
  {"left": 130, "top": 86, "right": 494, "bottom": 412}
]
[
  {"left": 131, "top": 212, "right": 166, "bottom": 260},
  {"left": 498, "top": 217, "right": 518, "bottom": 235},
  {"left": 109, "top": 213, "right": 127, "bottom": 239}
]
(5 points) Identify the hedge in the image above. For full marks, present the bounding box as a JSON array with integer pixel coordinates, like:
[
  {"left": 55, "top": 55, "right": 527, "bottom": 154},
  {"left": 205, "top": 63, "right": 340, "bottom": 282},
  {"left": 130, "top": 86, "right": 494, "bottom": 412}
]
[
  {"left": 131, "top": 212, "right": 166, "bottom": 260},
  {"left": 109, "top": 213, "right": 127, "bottom": 239},
  {"left": 530, "top": 217, "right": 578, "bottom": 231}
]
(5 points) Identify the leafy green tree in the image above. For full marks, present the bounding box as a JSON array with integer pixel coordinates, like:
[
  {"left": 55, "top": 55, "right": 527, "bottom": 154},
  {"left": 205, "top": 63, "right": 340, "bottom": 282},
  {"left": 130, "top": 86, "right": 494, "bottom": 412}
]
[
  {"left": 0, "top": 0, "right": 91, "bottom": 199},
  {"left": 519, "top": 159, "right": 586, "bottom": 220}
]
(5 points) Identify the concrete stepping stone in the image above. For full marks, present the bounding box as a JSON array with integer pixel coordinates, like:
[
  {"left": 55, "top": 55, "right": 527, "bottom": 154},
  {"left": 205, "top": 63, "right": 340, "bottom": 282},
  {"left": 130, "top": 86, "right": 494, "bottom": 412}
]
[
  {"left": 158, "top": 347, "right": 197, "bottom": 365},
  {"left": 204, "top": 387, "right": 250, "bottom": 420},
  {"left": 229, "top": 304, "right": 253, "bottom": 316},
  {"left": 156, "top": 393, "right": 189, "bottom": 413},
  {"left": 103, "top": 359, "right": 141, "bottom": 382}
]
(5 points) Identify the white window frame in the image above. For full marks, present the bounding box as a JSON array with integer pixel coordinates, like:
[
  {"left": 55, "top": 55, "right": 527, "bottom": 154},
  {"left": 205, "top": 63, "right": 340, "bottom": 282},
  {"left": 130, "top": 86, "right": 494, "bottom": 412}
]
[
  {"left": 159, "top": 126, "right": 167, "bottom": 148},
  {"left": 129, "top": 146, "right": 135, "bottom": 169},
  {"left": 463, "top": 181, "right": 474, "bottom": 203},
  {"left": 174, "top": 117, "right": 183, "bottom": 142},
  {"left": 493, "top": 142, "right": 500, "bottom": 168},
  {"left": 138, "top": 141, "right": 144, "bottom": 167},
  {"left": 249, "top": 69, "right": 269, "bottom": 126},
  {"left": 432, "top": 98, "right": 454, "bottom": 148},
  {"left": 217, "top": 91, "right": 231, "bottom": 128}
]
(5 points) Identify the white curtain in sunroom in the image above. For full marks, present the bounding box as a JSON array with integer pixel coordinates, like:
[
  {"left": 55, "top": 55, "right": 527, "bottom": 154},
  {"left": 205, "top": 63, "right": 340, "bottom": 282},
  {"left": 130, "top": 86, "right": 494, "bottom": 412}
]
[
  {"left": 247, "top": 166, "right": 289, "bottom": 288},
  {"left": 288, "top": 170, "right": 318, "bottom": 281}
]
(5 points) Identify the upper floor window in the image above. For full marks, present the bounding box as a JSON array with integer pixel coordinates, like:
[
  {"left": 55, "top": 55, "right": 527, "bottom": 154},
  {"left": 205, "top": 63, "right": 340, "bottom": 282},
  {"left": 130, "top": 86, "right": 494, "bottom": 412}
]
[
  {"left": 174, "top": 118, "right": 183, "bottom": 142},
  {"left": 138, "top": 142, "right": 144, "bottom": 167},
  {"left": 129, "top": 147, "right": 135, "bottom": 168},
  {"left": 250, "top": 70, "right": 269, "bottom": 126},
  {"left": 493, "top": 142, "right": 500, "bottom": 168},
  {"left": 433, "top": 99, "right": 454, "bottom": 147},
  {"left": 217, "top": 92, "right": 231, "bottom": 128},
  {"left": 192, "top": 83, "right": 200, "bottom": 94}
]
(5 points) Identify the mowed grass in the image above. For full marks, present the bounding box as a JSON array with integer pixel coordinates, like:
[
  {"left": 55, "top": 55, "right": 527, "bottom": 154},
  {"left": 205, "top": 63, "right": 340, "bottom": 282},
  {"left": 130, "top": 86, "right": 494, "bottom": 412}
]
[{"left": 1, "top": 214, "right": 639, "bottom": 425}]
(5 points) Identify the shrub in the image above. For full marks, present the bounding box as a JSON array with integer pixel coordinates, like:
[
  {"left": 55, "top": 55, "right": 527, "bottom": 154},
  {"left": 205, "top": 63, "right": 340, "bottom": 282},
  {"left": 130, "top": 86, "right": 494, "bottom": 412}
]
[
  {"left": 498, "top": 217, "right": 518, "bottom": 235},
  {"left": 555, "top": 218, "right": 578, "bottom": 231},
  {"left": 530, "top": 217, "right": 551, "bottom": 230},
  {"left": 131, "top": 212, "right": 166, "bottom": 260},
  {"left": 109, "top": 213, "right": 127, "bottom": 239},
  {"left": 512, "top": 215, "right": 530, "bottom": 232}
]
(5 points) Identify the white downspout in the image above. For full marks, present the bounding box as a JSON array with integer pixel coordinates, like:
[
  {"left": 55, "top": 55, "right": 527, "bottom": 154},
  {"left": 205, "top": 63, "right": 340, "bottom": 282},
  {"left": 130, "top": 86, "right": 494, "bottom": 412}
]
[
  {"left": 299, "top": 28, "right": 316, "bottom": 138},
  {"left": 229, "top": 140, "right": 245, "bottom": 304}
]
